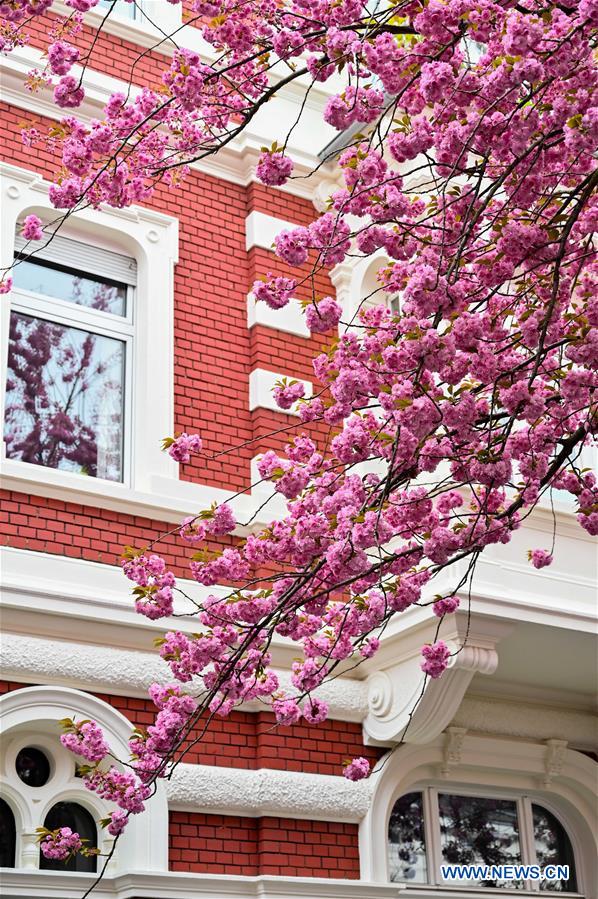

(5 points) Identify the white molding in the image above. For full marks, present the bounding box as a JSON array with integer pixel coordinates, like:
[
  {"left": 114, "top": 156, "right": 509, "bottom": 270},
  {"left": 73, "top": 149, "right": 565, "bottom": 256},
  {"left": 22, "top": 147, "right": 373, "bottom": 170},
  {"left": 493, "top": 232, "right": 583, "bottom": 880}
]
[
  {"left": 249, "top": 368, "right": 313, "bottom": 416},
  {"left": 452, "top": 696, "right": 598, "bottom": 751},
  {"left": 0, "top": 629, "right": 369, "bottom": 723},
  {"left": 245, "top": 211, "right": 298, "bottom": 251},
  {"left": 0, "top": 161, "right": 179, "bottom": 494},
  {"left": 0, "top": 686, "right": 169, "bottom": 873},
  {"left": 247, "top": 293, "right": 310, "bottom": 338},
  {"left": 0, "top": 871, "right": 403, "bottom": 899},
  {"left": 167, "top": 763, "right": 372, "bottom": 822}
]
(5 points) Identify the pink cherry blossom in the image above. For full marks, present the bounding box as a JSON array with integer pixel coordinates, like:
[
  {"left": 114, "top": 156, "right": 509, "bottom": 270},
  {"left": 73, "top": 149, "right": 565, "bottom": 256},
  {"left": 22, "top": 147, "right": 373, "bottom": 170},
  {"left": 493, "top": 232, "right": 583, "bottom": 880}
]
[
  {"left": 21, "top": 214, "right": 43, "bottom": 241},
  {"left": 343, "top": 757, "right": 370, "bottom": 781}
]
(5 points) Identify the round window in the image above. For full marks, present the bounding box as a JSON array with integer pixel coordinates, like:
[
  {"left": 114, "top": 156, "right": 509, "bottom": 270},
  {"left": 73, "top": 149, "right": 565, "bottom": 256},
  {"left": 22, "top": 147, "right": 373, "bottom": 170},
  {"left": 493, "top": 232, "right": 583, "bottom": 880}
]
[{"left": 15, "top": 746, "right": 51, "bottom": 787}]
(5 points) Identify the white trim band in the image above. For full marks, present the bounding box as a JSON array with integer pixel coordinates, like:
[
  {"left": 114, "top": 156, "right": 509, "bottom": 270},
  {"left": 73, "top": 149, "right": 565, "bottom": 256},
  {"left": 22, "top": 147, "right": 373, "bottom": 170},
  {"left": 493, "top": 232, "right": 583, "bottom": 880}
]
[
  {"left": 168, "top": 763, "right": 372, "bottom": 822},
  {"left": 249, "top": 368, "right": 313, "bottom": 416},
  {"left": 247, "top": 293, "right": 310, "bottom": 338}
]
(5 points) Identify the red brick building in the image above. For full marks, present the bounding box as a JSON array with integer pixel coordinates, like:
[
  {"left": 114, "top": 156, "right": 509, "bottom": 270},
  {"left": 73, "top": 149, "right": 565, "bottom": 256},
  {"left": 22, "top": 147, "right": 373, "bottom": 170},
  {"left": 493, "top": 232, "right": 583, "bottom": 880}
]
[{"left": 0, "top": 4, "right": 596, "bottom": 898}]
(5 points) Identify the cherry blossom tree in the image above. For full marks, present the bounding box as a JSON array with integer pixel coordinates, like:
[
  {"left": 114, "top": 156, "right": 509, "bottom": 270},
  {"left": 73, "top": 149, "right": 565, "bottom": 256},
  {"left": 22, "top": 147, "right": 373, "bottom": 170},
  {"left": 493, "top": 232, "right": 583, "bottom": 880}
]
[{"left": 1, "top": 0, "right": 596, "bottom": 889}]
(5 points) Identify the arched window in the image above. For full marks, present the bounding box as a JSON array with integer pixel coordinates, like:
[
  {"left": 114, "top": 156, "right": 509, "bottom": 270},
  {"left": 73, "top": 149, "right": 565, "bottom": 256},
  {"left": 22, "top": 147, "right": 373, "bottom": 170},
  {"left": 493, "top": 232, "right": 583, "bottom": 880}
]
[
  {"left": 0, "top": 798, "right": 16, "bottom": 868},
  {"left": 40, "top": 802, "right": 97, "bottom": 873},
  {"left": 388, "top": 789, "right": 579, "bottom": 892}
]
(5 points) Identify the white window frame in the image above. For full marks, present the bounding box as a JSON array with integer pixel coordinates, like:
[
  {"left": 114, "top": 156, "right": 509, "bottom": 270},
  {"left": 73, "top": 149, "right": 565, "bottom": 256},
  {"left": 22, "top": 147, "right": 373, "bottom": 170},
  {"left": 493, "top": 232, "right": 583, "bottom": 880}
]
[
  {"left": 390, "top": 784, "right": 582, "bottom": 894},
  {"left": 8, "top": 238, "right": 135, "bottom": 485},
  {"left": 0, "top": 162, "right": 180, "bottom": 507}
]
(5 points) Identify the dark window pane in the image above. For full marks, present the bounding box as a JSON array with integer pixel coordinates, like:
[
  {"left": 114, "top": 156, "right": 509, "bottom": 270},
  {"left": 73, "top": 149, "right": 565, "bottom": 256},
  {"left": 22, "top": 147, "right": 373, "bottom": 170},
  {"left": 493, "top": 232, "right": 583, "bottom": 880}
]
[
  {"left": 439, "top": 794, "right": 523, "bottom": 889},
  {"left": 0, "top": 798, "right": 16, "bottom": 868},
  {"left": 388, "top": 792, "right": 427, "bottom": 883},
  {"left": 13, "top": 257, "right": 127, "bottom": 316},
  {"left": 40, "top": 802, "right": 97, "bottom": 873},
  {"left": 5, "top": 312, "right": 125, "bottom": 481},
  {"left": 15, "top": 746, "right": 51, "bottom": 787},
  {"left": 533, "top": 805, "right": 577, "bottom": 892}
]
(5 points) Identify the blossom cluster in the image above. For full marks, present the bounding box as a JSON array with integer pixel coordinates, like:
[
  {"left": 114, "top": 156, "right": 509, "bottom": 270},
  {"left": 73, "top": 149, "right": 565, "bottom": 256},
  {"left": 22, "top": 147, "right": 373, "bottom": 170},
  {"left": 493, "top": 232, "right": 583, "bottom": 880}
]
[{"left": 39, "top": 827, "right": 82, "bottom": 861}]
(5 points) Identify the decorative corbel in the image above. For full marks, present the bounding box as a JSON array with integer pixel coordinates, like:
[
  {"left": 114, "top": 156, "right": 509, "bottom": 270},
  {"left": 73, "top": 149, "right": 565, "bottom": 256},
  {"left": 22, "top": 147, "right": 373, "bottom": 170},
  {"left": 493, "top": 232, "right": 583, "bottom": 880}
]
[
  {"left": 542, "top": 738, "right": 568, "bottom": 787},
  {"left": 439, "top": 726, "right": 468, "bottom": 777}
]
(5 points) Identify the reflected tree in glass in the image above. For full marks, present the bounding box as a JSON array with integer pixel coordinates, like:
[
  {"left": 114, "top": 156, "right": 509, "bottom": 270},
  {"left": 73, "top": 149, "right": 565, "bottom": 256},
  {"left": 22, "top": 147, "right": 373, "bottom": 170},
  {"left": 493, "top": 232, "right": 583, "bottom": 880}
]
[
  {"left": 533, "top": 805, "right": 577, "bottom": 893},
  {"left": 4, "top": 313, "right": 124, "bottom": 481},
  {"left": 12, "top": 257, "right": 127, "bottom": 316},
  {"left": 439, "top": 794, "right": 523, "bottom": 889},
  {"left": 388, "top": 791, "right": 427, "bottom": 883}
]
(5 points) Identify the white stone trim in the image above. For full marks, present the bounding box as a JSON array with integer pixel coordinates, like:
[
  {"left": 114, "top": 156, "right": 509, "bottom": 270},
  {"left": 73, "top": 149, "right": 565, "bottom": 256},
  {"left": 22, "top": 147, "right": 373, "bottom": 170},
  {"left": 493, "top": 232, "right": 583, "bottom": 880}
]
[
  {"left": 168, "top": 763, "right": 372, "bottom": 822},
  {"left": 0, "top": 630, "right": 369, "bottom": 723},
  {"left": 249, "top": 368, "right": 313, "bottom": 416},
  {"left": 452, "top": 696, "right": 598, "bottom": 751},
  {"left": 245, "top": 211, "right": 298, "bottom": 252},
  {"left": 0, "top": 161, "right": 179, "bottom": 495},
  {"left": 0, "top": 686, "right": 169, "bottom": 873},
  {"left": 247, "top": 293, "right": 310, "bottom": 338},
  {"left": 0, "top": 871, "right": 403, "bottom": 899}
]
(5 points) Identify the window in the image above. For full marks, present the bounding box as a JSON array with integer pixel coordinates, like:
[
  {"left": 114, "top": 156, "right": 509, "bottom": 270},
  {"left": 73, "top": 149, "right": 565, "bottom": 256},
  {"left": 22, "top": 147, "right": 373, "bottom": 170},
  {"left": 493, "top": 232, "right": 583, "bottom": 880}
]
[
  {"left": 388, "top": 789, "right": 578, "bottom": 892},
  {"left": 4, "top": 232, "right": 135, "bottom": 483},
  {"left": 0, "top": 798, "right": 16, "bottom": 868},
  {"left": 15, "top": 746, "right": 51, "bottom": 788},
  {"left": 388, "top": 791, "right": 427, "bottom": 883},
  {"left": 97, "top": 0, "right": 136, "bottom": 19},
  {"left": 40, "top": 802, "right": 97, "bottom": 873}
]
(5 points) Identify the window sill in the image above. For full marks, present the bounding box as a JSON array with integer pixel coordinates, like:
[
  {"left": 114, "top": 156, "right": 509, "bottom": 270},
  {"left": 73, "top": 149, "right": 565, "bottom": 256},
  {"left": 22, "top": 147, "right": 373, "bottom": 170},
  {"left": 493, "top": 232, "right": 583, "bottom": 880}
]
[{"left": 0, "top": 458, "right": 260, "bottom": 528}]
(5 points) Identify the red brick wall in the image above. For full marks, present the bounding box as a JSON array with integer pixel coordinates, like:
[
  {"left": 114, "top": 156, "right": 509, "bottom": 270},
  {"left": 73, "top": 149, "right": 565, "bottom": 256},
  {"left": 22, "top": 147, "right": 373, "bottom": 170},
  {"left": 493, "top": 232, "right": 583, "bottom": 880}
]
[{"left": 169, "top": 812, "right": 360, "bottom": 878}]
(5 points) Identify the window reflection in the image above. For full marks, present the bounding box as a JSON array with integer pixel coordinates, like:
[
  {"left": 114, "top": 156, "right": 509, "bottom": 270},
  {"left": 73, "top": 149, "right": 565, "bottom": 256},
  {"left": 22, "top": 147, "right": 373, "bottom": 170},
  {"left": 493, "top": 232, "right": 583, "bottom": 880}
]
[
  {"left": 388, "top": 791, "right": 427, "bottom": 883},
  {"left": 533, "top": 805, "right": 577, "bottom": 893},
  {"left": 13, "top": 257, "right": 127, "bottom": 317},
  {"left": 4, "top": 312, "right": 125, "bottom": 481},
  {"left": 39, "top": 802, "right": 97, "bottom": 873},
  {"left": 0, "top": 798, "right": 16, "bottom": 868},
  {"left": 438, "top": 794, "right": 523, "bottom": 889}
]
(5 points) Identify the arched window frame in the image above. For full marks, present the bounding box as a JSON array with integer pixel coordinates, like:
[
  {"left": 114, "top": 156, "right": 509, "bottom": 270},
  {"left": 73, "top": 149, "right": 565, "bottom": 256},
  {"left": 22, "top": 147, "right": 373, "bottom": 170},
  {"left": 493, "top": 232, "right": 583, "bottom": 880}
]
[
  {"left": 0, "top": 685, "right": 168, "bottom": 874},
  {"left": 360, "top": 734, "right": 597, "bottom": 898},
  {"left": 389, "top": 784, "right": 582, "bottom": 893}
]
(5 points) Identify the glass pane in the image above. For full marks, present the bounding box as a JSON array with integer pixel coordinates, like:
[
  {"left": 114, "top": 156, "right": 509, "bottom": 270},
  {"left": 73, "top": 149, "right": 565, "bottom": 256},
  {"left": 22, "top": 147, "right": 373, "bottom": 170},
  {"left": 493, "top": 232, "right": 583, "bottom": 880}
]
[
  {"left": 5, "top": 312, "right": 125, "bottom": 482},
  {"left": 15, "top": 746, "right": 51, "bottom": 787},
  {"left": 533, "top": 805, "right": 577, "bottom": 893},
  {"left": 388, "top": 792, "right": 427, "bottom": 883},
  {"left": 12, "top": 256, "right": 127, "bottom": 316},
  {"left": 97, "top": 0, "right": 136, "bottom": 18},
  {"left": 40, "top": 802, "right": 97, "bottom": 873},
  {"left": 0, "top": 798, "right": 16, "bottom": 868},
  {"left": 439, "top": 794, "right": 523, "bottom": 889}
]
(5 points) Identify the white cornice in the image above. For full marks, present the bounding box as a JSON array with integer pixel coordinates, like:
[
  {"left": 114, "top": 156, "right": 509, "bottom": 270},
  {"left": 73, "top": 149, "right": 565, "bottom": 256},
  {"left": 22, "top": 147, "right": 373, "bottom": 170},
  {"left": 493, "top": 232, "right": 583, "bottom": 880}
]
[
  {"left": 0, "top": 630, "right": 369, "bottom": 722},
  {"left": 167, "top": 763, "right": 372, "bottom": 822}
]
